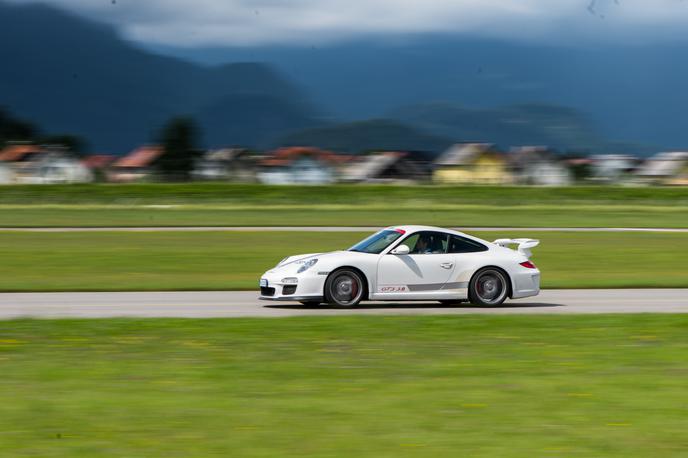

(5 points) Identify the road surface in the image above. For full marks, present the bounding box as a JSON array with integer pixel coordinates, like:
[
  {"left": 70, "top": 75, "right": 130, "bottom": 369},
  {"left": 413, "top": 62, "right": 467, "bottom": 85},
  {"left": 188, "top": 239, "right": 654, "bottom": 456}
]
[{"left": 0, "top": 289, "right": 686, "bottom": 319}]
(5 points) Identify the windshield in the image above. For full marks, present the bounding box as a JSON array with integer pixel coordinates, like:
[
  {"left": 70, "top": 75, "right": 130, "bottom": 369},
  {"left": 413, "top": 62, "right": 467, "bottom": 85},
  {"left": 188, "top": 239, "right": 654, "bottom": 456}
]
[{"left": 348, "top": 229, "right": 404, "bottom": 254}]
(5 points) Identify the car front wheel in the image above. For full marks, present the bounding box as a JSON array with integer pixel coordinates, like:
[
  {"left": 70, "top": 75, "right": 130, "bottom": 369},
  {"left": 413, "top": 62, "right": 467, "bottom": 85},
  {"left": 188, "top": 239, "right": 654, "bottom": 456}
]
[
  {"left": 469, "top": 268, "right": 509, "bottom": 306},
  {"left": 324, "top": 269, "right": 365, "bottom": 308}
]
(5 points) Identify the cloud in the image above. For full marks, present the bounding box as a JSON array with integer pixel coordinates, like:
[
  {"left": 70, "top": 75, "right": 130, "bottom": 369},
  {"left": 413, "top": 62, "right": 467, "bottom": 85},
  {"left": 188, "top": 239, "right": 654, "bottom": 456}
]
[{"left": 7, "top": 0, "right": 688, "bottom": 46}]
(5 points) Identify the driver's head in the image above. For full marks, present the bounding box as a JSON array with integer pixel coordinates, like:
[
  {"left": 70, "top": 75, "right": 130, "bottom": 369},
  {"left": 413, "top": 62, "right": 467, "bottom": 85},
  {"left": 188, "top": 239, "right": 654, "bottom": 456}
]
[{"left": 416, "top": 235, "right": 429, "bottom": 251}]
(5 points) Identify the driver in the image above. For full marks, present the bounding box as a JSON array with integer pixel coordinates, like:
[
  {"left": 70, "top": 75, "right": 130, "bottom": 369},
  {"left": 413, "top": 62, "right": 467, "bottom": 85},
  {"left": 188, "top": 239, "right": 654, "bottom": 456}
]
[{"left": 413, "top": 234, "right": 432, "bottom": 254}]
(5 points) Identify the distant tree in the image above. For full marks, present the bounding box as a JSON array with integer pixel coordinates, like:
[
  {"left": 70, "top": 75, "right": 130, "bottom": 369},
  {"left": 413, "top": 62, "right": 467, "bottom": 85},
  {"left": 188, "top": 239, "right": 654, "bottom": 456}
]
[
  {"left": 157, "top": 117, "right": 200, "bottom": 181},
  {"left": 39, "top": 134, "right": 87, "bottom": 156},
  {"left": 0, "top": 109, "right": 36, "bottom": 146},
  {"left": 562, "top": 152, "right": 593, "bottom": 183}
]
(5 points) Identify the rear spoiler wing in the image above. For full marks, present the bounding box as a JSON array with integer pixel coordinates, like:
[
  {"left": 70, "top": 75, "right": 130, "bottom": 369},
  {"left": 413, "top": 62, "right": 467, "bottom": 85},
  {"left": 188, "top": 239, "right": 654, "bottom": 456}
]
[{"left": 493, "top": 238, "right": 540, "bottom": 258}]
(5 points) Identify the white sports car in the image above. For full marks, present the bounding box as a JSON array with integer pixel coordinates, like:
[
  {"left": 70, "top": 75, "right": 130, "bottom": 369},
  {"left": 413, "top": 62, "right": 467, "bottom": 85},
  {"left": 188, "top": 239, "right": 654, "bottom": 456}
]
[{"left": 259, "top": 225, "right": 540, "bottom": 308}]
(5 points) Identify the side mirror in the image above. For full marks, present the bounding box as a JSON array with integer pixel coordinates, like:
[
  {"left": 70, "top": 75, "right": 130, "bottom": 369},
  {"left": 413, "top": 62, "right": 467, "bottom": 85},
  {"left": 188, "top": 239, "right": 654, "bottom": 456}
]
[{"left": 390, "top": 244, "right": 410, "bottom": 255}]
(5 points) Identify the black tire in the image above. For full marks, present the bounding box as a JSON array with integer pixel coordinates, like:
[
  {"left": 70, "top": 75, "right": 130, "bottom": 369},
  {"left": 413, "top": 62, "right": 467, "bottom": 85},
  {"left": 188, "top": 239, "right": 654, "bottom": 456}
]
[
  {"left": 468, "top": 268, "right": 509, "bottom": 307},
  {"left": 299, "top": 301, "right": 321, "bottom": 307},
  {"left": 324, "top": 268, "right": 365, "bottom": 308}
]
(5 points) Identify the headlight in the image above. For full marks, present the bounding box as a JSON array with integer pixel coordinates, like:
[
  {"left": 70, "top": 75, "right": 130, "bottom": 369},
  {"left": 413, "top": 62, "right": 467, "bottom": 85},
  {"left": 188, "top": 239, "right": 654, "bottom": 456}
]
[{"left": 297, "top": 258, "right": 318, "bottom": 273}]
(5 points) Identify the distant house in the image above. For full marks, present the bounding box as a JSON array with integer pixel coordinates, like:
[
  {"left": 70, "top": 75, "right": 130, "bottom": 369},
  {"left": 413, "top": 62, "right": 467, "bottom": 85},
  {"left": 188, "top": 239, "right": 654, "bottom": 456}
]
[
  {"left": 0, "top": 144, "right": 92, "bottom": 184},
  {"left": 341, "top": 151, "right": 432, "bottom": 183},
  {"left": 0, "top": 144, "right": 37, "bottom": 184},
  {"left": 433, "top": 143, "right": 512, "bottom": 185},
  {"left": 589, "top": 154, "right": 639, "bottom": 183},
  {"left": 0, "top": 162, "right": 13, "bottom": 184},
  {"left": 0, "top": 144, "right": 35, "bottom": 161},
  {"left": 192, "top": 148, "right": 259, "bottom": 182},
  {"left": 13, "top": 151, "right": 92, "bottom": 184},
  {"left": 635, "top": 152, "right": 688, "bottom": 185},
  {"left": 509, "top": 146, "right": 572, "bottom": 186},
  {"left": 81, "top": 154, "right": 116, "bottom": 182},
  {"left": 0, "top": 143, "right": 45, "bottom": 165},
  {"left": 82, "top": 154, "right": 116, "bottom": 170},
  {"left": 257, "top": 147, "right": 349, "bottom": 185},
  {"left": 108, "top": 145, "right": 163, "bottom": 182}
]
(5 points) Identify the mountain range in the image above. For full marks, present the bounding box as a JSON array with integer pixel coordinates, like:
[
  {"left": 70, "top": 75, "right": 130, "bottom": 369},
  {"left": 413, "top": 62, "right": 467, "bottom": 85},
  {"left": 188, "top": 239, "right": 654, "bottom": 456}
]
[
  {"left": 0, "top": 2, "right": 318, "bottom": 153},
  {"left": 2, "top": 1, "right": 682, "bottom": 155},
  {"left": 163, "top": 36, "right": 688, "bottom": 154}
]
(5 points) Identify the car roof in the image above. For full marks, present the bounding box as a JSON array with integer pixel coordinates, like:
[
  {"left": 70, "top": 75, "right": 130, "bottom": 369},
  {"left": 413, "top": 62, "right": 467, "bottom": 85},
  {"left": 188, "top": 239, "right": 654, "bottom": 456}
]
[{"left": 387, "top": 225, "right": 468, "bottom": 237}]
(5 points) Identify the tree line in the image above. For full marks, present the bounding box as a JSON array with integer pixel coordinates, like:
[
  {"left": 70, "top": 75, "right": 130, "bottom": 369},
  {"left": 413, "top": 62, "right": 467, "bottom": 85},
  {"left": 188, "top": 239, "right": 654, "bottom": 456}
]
[{"left": 1, "top": 108, "right": 199, "bottom": 181}]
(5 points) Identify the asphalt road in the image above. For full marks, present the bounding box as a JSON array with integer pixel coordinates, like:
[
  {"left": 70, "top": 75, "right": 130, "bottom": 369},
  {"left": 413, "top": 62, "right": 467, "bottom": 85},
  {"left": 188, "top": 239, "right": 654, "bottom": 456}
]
[{"left": 0, "top": 289, "right": 686, "bottom": 319}]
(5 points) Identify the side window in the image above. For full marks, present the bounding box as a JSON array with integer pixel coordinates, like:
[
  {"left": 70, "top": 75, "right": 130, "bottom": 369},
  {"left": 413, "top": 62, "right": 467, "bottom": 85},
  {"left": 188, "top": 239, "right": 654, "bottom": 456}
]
[
  {"left": 448, "top": 235, "right": 488, "bottom": 253},
  {"left": 434, "top": 233, "right": 449, "bottom": 253},
  {"left": 403, "top": 233, "right": 420, "bottom": 252},
  {"left": 406, "top": 231, "right": 449, "bottom": 254}
]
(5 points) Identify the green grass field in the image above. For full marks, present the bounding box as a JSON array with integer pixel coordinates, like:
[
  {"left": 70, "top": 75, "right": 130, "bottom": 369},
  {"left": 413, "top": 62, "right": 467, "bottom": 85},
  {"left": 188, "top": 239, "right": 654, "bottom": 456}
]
[
  {"left": 0, "top": 184, "right": 685, "bottom": 227},
  {"left": 2, "top": 315, "right": 688, "bottom": 457},
  {"left": 1, "top": 203, "right": 686, "bottom": 228},
  {"left": 1, "top": 183, "right": 687, "bottom": 205},
  {"left": 0, "top": 230, "right": 685, "bottom": 291}
]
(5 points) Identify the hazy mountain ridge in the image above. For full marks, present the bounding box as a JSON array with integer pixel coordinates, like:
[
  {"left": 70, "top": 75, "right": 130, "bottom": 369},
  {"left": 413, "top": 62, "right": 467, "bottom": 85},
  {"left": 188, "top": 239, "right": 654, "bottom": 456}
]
[
  {"left": 0, "top": 1, "right": 665, "bottom": 155},
  {"left": 0, "top": 2, "right": 317, "bottom": 152},
  {"left": 276, "top": 119, "right": 454, "bottom": 154},
  {"left": 387, "top": 103, "right": 606, "bottom": 152},
  {"left": 159, "top": 37, "right": 688, "bottom": 152}
]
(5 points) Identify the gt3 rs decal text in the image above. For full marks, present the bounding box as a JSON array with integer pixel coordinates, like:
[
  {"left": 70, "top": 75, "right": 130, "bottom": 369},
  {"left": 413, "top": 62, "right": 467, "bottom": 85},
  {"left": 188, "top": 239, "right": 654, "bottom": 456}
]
[{"left": 378, "top": 286, "right": 408, "bottom": 293}]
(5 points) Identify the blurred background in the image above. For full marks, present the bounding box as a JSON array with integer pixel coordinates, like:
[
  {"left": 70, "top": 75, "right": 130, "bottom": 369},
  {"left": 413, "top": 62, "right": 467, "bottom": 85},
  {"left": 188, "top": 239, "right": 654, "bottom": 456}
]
[
  {"left": 0, "top": 0, "right": 687, "bottom": 185},
  {"left": 2, "top": 2, "right": 688, "bottom": 457}
]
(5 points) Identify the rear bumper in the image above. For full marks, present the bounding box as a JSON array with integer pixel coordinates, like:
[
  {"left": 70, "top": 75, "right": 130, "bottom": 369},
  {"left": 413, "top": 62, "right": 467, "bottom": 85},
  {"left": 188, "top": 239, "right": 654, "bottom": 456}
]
[{"left": 511, "top": 270, "right": 541, "bottom": 299}]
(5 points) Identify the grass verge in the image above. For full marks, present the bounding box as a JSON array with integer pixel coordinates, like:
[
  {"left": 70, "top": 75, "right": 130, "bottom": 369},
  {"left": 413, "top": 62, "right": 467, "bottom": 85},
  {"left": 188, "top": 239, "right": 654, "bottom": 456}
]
[
  {"left": 0, "top": 204, "right": 686, "bottom": 228},
  {"left": 0, "top": 231, "right": 685, "bottom": 291},
  {"left": 0, "top": 184, "right": 686, "bottom": 228},
  {"left": 1, "top": 315, "right": 688, "bottom": 457},
  {"left": 1, "top": 183, "right": 687, "bottom": 205}
]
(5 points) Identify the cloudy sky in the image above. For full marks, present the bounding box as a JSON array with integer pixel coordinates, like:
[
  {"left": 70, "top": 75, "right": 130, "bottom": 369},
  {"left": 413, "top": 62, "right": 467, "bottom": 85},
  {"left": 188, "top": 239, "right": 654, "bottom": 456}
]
[{"left": 7, "top": 0, "right": 688, "bottom": 46}]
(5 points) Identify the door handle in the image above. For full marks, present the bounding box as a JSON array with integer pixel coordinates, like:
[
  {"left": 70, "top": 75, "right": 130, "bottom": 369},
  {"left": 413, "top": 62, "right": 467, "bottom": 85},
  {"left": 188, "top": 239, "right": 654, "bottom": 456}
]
[{"left": 440, "top": 262, "right": 454, "bottom": 269}]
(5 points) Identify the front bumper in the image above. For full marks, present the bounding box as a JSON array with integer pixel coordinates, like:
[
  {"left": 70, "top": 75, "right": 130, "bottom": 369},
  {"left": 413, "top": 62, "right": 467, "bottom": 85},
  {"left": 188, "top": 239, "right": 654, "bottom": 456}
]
[
  {"left": 258, "top": 271, "right": 326, "bottom": 302},
  {"left": 259, "top": 295, "right": 325, "bottom": 302}
]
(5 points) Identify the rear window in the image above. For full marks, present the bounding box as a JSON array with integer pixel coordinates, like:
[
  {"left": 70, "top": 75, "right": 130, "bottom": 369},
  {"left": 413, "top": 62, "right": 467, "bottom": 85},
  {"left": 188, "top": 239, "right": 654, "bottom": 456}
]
[{"left": 448, "top": 235, "right": 488, "bottom": 253}]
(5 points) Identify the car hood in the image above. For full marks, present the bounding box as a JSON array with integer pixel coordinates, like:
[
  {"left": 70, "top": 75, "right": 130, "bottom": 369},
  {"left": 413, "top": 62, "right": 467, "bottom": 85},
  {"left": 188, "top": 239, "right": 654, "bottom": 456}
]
[
  {"left": 277, "top": 252, "right": 325, "bottom": 267},
  {"left": 267, "top": 250, "right": 354, "bottom": 275}
]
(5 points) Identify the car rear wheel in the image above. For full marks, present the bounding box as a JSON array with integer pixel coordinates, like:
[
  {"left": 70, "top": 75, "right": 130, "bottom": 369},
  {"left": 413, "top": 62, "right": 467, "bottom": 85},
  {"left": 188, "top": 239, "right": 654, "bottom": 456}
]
[
  {"left": 469, "top": 268, "right": 509, "bottom": 306},
  {"left": 324, "top": 269, "right": 365, "bottom": 308}
]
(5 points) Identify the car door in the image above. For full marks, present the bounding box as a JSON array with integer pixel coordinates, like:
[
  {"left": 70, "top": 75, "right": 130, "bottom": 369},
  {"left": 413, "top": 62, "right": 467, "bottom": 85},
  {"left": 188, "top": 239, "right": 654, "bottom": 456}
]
[
  {"left": 444, "top": 233, "right": 491, "bottom": 292},
  {"left": 375, "top": 231, "right": 457, "bottom": 299}
]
